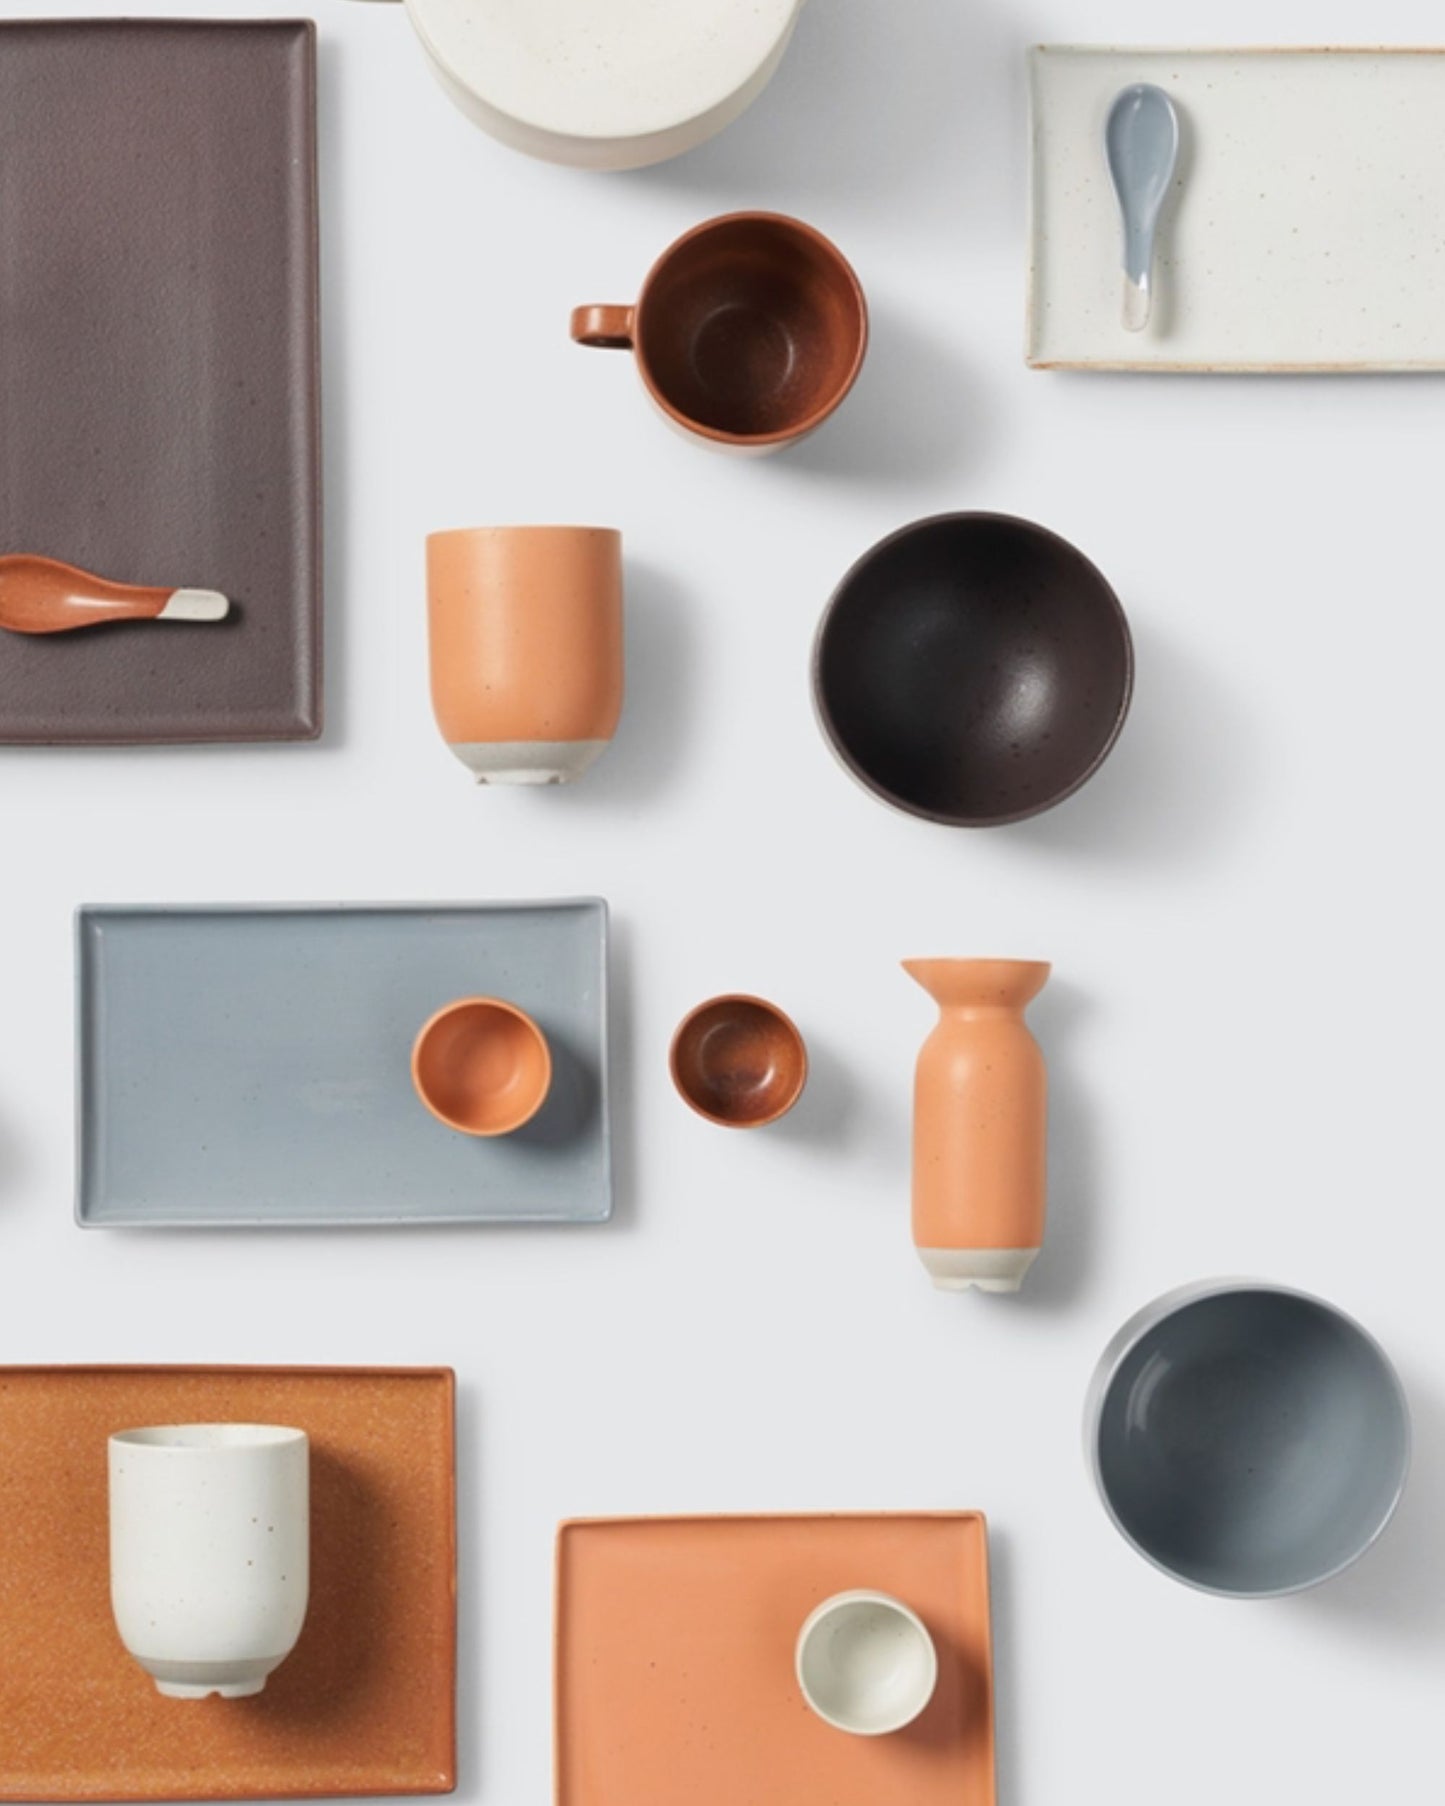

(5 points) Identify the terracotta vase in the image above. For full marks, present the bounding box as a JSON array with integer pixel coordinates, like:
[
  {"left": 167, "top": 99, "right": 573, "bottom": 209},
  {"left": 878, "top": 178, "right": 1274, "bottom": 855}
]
[
  {"left": 903, "top": 959, "right": 1050, "bottom": 1293},
  {"left": 426, "top": 525, "right": 623, "bottom": 783}
]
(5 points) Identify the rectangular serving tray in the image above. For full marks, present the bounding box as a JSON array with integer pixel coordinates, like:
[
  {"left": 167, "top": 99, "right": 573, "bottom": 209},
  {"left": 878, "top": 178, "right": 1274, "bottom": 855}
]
[
  {"left": 1028, "top": 45, "right": 1445, "bottom": 371},
  {"left": 555, "top": 1513, "right": 996, "bottom": 1806},
  {"left": 0, "top": 19, "right": 321, "bottom": 741},
  {"left": 0, "top": 1365, "right": 456, "bottom": 1801},
  {"left": 77, "top": 900, "right": 612, "bottom": 1226}
]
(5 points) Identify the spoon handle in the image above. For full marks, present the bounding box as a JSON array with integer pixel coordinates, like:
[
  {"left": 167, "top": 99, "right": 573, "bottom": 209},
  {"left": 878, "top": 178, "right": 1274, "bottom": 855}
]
[
  {"left": 0, "top": 554, "right": 230, "bottom": 635},
  {"left": 1122, "top": 273, "right": 1152, "bottom": 333}
]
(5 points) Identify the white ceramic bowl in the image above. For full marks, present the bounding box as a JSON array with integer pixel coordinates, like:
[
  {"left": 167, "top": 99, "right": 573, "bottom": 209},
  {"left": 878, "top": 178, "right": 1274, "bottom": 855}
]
[
  {"left": 377, "top": 0, "right": 807, "bottom": 170},
  {"left": 795, "top": 1590, "right": 938, "bottom": 1736}
]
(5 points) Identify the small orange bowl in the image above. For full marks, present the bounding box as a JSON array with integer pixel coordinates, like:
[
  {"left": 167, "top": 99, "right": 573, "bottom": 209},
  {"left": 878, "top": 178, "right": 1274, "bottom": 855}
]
[
  {"left": 669, "top": 994, "right": 807, "bottom": 1128},
  {"left": 411, "top": 996, "right": 552, "bottom": 1137}
]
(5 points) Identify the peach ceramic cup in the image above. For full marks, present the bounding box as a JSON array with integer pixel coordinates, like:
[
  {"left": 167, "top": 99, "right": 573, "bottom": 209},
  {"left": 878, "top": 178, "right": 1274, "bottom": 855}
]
[
  {"left": 426, "top": 525, "right": 623, "bottom": 784},
  {"left": 796, "top": 1591, "right": 938, "bottom": 1735},
  {"left": 412, "top": 996, "right": 552, "bottom": 1136},
  {"left": 669, "top": 994, "right": 808, "bottom": 1127},
  {"left": 571, "top": 212, "right": 868, "bottom": 452}
]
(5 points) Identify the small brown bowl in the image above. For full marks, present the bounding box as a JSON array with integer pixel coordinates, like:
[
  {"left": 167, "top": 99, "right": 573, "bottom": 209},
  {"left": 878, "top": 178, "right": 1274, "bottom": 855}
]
[
  {"left": 412, "top": 996, "right": 552, "bottom": 1137},
  {"left": 669, "top": 995, "right": 808, "bottom": 1128}
]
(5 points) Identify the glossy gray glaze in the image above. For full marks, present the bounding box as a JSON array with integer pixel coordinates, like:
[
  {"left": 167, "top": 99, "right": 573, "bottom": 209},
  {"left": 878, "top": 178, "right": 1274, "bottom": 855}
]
[
  {"left": 76, "top": 901, "right": 611, "bottom": 1226},
  {"left": 1105, "top": 83, "right": 1180, "bottom": 331},
  {"left": 1086, "top": 1281, "right": 1410, "bottom": 1597}
]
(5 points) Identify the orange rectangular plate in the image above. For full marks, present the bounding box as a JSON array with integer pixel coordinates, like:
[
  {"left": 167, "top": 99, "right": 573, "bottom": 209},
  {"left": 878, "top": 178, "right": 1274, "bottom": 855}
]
[
  {"left": 555, "top": 1513, "right": 995, "bottom": 1806},
  {"left": 0, "top": 1366, "right": 457, "bottom": 1800}
]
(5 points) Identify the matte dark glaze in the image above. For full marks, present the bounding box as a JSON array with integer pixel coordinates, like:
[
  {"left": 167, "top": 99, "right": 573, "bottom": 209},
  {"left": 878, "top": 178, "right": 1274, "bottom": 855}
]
[
  {"left": 813, "top": 513, "right": 1133, "bottom": 826},
  {"left": 669, "top": 994, "right": 808, "bottom": 1128},
  {"left": 0, "top": 21, "right": 321, "bottom": 743}
]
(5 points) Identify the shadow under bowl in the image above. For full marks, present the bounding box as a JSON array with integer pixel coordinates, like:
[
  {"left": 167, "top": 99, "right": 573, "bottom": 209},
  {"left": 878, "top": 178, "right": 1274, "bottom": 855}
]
[
  {"left": 669, "top": 994, "right": 807, "bottom": 1128},
  {"left": 412, "top": 996, "right": 552, "bottom": 1136},
  {"left": 638, "top": 214, "right": 867, "bottom": 444},
  {"left": 1087, "top": 1282, "right": 1411, "bottom": 1598},
  {"left": 813, "top": 512, "right": 1133, "bottom": 826}
]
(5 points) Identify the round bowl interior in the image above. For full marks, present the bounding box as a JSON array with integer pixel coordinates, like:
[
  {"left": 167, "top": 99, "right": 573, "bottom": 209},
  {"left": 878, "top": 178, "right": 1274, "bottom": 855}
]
[
  {"left": 1092, "top": 1287, "right": 1411, "bottom": 1596},
  {"left": 814, "top": 513, "right": 1133, "bottom": 825},
  {"left": 669, "top": 994, "right": 807, "bottom": 1127},
  {"left": 796, "top": 1591, "right": 937, "bottom": 1735},
  {"left": 412, "top": 997, "right": 552, "bottom": 1136},
  {"left": 638, "top": 216, "right": 865, "bottom": 441}
]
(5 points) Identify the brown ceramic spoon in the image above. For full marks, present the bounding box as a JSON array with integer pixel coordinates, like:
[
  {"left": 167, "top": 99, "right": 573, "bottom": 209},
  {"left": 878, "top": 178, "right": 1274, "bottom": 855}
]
[{"left": 0, "top": 554, "right": 230, "bottom": 635}]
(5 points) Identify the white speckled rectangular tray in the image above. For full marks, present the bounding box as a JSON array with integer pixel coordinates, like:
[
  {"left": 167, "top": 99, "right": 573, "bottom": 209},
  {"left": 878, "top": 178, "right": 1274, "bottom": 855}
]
[
  {"left": 1028, "top": 46, "right": 1445, "bottom": 371},
  {"left": 77, "top": 900, "right": 612, "bottom": 1227}
]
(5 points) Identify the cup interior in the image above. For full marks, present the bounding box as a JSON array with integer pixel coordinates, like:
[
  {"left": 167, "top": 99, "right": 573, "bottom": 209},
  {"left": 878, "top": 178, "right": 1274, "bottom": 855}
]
[
  {"left": 669, "top": 995, "right": 807, "bottom": 1127},
  {"left": 1093, "top": 1287, "right": 1411, "bottom": 1595},
  {"left": 412, "top": 996, "right": 552, "bottom": 1136},
  {"left": 637, "top": 216, "right": 865, "bottom": 441},
  {"left": 796, "top": 1591, "right": 938, "bottom": 1735},
  {"left": 110, "top": 1424, "right": 306, "bottom": 1451}
]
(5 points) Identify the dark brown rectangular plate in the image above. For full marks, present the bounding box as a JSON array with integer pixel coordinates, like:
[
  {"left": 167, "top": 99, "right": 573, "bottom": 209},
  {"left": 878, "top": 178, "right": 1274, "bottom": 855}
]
[
  {"left": 0, "top": 1366, "right": 456, "bottom": 1800},
  {"left": 0, "top": 20, "right": 322, "bottom": 743}
]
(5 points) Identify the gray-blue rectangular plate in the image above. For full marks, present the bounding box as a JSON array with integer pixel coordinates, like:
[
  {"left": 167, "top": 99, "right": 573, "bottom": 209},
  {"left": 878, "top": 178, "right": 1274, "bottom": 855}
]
[{"left": 77, "top": 900, "right": 611, "bottom": 1227}]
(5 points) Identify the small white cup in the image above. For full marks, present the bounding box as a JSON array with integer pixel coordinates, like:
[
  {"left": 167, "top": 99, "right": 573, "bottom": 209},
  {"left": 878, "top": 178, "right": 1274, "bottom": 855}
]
[
  {"left": 109, "top": 1424, "right": 310, "bottom": 1700},
  {"left": 795, "top": 1590, "right": 938, "bottom": 1735}
]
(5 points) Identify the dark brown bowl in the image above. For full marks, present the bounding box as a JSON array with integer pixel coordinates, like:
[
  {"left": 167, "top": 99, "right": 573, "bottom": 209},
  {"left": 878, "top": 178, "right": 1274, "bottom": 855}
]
[
  {"left": 813, "top": 513, "right": 1134, "bottom": 826},
  {"left": 669, "top": 994, "right": 808, "bottom": 1128}
]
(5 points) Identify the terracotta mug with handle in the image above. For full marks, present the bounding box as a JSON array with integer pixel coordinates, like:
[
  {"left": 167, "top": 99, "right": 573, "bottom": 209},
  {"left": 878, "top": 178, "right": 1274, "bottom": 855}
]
[{"left": 571, "top": 212, "right": 867, "bottom": 452}]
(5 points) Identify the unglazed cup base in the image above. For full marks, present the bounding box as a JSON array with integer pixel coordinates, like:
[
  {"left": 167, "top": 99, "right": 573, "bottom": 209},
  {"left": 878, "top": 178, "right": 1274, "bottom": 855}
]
[
  {"left": 448, "top": 738, "right": 610, "bottom": 785},
  {"left": 142, "top": 1656, "right": 282, "bottom": 1700},
  {"left": 919, "top": 1248, "right": 1040, "bottom": 1293}
]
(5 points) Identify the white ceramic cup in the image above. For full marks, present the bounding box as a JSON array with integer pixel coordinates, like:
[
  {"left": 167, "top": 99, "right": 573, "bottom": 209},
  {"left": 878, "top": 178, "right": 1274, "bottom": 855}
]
[
  {"left": 109, "top": 1424, "right": 310, "bottom": 1700},
  {"left": 795, "top": 1590, "right": 938, "bottom": 1735}
]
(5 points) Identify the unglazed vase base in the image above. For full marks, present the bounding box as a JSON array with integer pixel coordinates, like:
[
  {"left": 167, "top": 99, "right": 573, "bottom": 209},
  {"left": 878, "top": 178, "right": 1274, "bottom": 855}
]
[
  {"left": 448, "top": 739, "right": 610, "bottom": 785},
  {"left": 919, "top": 1248, "right": 1040, "bottom": 1293}
]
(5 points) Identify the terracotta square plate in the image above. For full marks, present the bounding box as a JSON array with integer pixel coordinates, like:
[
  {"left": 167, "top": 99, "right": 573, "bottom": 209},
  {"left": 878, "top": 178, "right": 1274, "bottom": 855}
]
[
  {"left": 554, "top": 1513, "right": 995, "bottom": 1806},
  {"left": 76, "top": 900, "right": 612, "bottom": 1226},
  {"left": 0, "top": 20, "right": 321, "bottom": 742},
  {"left": 0, "top": 1366, "right": 456, "bottom": 1801}
]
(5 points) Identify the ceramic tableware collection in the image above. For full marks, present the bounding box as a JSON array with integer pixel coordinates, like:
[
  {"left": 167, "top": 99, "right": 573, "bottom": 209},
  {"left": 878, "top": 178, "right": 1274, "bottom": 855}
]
[{"left": 0, "top": 9, "right": 1422, "bottom": 1804}]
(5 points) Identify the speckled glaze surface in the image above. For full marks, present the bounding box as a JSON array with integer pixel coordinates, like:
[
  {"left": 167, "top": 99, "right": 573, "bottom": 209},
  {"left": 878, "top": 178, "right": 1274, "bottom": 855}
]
[
  {"left": 813, "top": 514, "right": 1133, "bottom": 827},
  {"left": 0, "top": 1366, "right": 456, "bottom": 1800},
  {"left": 668, "top": 994, "right": 808, "bottom": 1127},
  {"left": 426, "top": 527, "right": 623, "bottom": 785},
  {"left": 412, "top": 995, "right": 553, "bottom": 1135},
  {"left": 400, "top": 0, "right": 805, "bottom": 169},
  {"left": 572, "top": 213, "right": 868, "bottom": 451},
  {"left": 1029, "top": 46, "right": 1445, "bottom": 371},
  {"left": 555, "top": 1514, "right": 995, "bottom": 1806},
  {"left": 109, "top": 1425, "right": 310, "bottom": 1700},
  {"left": 76, "top": 901, "right": 612, "bottom": 1227},
  {"left": 904, "top": 961, "right": 1051, "bottom": 1293},
  {"left": 0, "top": 20, "right": 321, "bottom": 742}
]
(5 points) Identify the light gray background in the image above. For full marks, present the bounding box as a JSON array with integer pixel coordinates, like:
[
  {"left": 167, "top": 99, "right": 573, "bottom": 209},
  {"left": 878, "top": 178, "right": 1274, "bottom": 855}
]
[{"left": 1, "top": 1, "right": 1440, "bottom": 1801}]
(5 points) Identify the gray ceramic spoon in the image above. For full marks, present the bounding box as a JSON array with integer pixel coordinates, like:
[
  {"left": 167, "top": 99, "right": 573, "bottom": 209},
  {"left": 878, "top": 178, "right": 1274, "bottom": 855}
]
[{"left": 1105, "top": 83, "right": 1180, "bottom": 333}]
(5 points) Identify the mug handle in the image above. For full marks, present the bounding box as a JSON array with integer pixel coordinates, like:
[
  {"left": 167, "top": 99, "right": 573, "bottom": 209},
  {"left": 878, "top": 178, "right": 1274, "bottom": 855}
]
[{"left": 570, "top": 305, "right": 636, "bottom": 350}]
